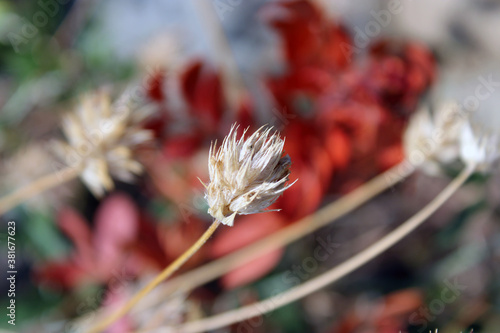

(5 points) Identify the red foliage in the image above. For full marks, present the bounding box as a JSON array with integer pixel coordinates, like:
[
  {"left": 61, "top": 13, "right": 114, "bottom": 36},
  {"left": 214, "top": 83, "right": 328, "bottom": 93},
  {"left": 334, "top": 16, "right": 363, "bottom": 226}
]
[
  {"left": 137, "top": 0, "right": 435, "bottom": 289},
  {"left": 365, "top": 40, "right": 436, "bottom": 115},
  {"left": 276, "top": 120, "right": 334, "bottom": 219},
  {"left": 261, "top": 0, "right": 350, "bottom": 70},
  {"left": 145, "top": 67, "right": 166, "bottom": 102},
  {"left": 43, "top": 0, "right": 437, "bottom": 291},
  {"left": 36, "top": 194, "right": 141, "bottom": 289},
  {"left": 180, "top": 60, "right": 224, "bottom": 132},
  {"left": 264, "top": 0, "right": 435, "bottom": 196},
  {"left": 211, "top": 212, "right": 286, "bottom": 288},
  {"left": 162, "top": 133, "right": 204, "bottom": 159},
  {"left": 36, "top": 194, "right": 209, "bottom": 290}
]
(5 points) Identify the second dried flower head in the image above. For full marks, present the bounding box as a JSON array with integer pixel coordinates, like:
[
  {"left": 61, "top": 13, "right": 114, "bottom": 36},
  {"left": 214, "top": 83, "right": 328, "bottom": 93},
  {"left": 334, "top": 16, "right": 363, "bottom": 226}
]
[
  {"left": 52, "top": 91, "right": 154, "bottom": 197},
  {"left": 205, "top": 124, "right": 295, "bottom": 226}
]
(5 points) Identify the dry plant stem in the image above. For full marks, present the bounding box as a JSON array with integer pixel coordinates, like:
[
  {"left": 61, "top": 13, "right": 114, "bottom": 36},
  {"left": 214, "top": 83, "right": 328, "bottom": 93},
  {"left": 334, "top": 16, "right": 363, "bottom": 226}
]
[
  {"left": 87, "top": 220, "right": 221, "bottom": 333},
  {"left": 177, "top": 164, "right": 475, "bottom": 333},
  {"left": 0, "top": 167, "right": 80, "bottom": 216},
  {"left": 194, "top": 0, "right": 246, "bottom": 110},
  {"left": 141, "top": 161, "right": 414, "bottom": 311}
]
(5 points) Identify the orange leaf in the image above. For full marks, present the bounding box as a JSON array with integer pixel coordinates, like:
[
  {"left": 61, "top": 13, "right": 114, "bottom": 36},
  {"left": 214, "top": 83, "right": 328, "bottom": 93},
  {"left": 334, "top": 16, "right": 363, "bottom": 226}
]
[{"left": 211, "top": 213, "right": 286, "bottom": 287}]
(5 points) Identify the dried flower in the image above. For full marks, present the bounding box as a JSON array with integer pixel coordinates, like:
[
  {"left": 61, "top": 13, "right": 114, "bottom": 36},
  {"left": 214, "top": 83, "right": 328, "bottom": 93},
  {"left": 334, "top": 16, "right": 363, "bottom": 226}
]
[
  {"left": 403, "top": 101, "right": 466, "bottom": 174},
  {"left": 52, "top": 91, "right": 154, "bottom": 197},
  {"left": 459, "top": 118, "right": 500, "bottom": 172},
  {"left": 204, "top": 124, "right": 295, "bottom": 226},
  {"left": 405, "top": 101, "right": 500, "bottom": 173}
]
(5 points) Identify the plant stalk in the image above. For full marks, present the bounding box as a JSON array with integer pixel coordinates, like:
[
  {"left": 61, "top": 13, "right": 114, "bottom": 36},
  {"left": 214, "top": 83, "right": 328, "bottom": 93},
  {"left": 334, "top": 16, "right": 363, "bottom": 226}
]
[
  {"left": 140, "top": 161, "right": 414, "bottom": 312},
  {"left": 176, "top": 164, "right": 475, "bottom": 333},
  {"left": 87, "top": 220, "right": 221, "bottom": 333},
  {"left": 0, "top": 167, "right": 80, "bottom": 216}
]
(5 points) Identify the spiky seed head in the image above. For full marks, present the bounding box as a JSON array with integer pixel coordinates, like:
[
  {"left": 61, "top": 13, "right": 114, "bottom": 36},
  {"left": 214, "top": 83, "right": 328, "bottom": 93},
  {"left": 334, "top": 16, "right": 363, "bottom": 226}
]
[
  {"left": 460, "top": 119, "right": 500, "bottom": 172},
  {"left": 51, "top": 91, "right": 155, "bottom": 197},
  {"left": 403, "top": 102, "right": 466, "bottom": 174},
  {"left": 404, "top": 102, "right": 500, "bottom": 173},
  {"left": 204, "top": 124, "right": 295, "bottom": 226}
]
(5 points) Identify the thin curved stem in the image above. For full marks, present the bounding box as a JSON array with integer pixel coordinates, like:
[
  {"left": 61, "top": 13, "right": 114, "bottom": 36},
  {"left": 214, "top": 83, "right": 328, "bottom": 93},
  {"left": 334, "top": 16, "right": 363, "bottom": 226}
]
[
  {"left": 87, "top": 220, "right": 221, "bottom": 333},
  {"left": 140, "top": 161, "right": 414, "bottom": 311},
  {"left": 0, "top": 167, "right": 80, "bottom": 216},
  {"left": 176, "top": 164, "right": 475, "bottom": 333},
  {"left": 194, "top": 0, "right": 246, "bottom": 110}
]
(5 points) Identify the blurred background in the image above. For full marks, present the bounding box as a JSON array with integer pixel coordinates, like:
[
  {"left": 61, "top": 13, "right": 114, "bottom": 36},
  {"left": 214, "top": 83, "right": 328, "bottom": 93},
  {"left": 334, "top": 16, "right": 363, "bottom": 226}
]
[{"left": 0, "top": 0, "right": 499, "bottom": 332}]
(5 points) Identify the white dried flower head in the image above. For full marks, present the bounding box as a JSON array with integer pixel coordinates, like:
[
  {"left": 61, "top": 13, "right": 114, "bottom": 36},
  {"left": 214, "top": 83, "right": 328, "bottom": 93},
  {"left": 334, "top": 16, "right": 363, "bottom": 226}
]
[
  {"left": 204, "top": 124, "right": 295, "bottom": 226},
  {"left": 460, "top": 118, "right": 500, "bottom": 172},
  {"left": 403, "top": 101, "right": 466, "bottom": 174},
  {"left": 51, "top": 91, "right": 155, "bottom": 197}
]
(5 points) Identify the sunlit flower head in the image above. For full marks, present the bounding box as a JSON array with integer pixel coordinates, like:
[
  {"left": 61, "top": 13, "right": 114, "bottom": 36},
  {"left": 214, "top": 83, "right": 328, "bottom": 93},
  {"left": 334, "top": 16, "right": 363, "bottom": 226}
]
[
  {"left": 204, "top": 124, "right": 295, "bottom": 226},
  {"left": 51, "top": 91, "right": 155, "bottom": 197},
  {"left": 459, "top": 115, "right": 500, "bottom": 172},
  {"left": 403, "top": 101, "right": 466, "bottom": 174}
]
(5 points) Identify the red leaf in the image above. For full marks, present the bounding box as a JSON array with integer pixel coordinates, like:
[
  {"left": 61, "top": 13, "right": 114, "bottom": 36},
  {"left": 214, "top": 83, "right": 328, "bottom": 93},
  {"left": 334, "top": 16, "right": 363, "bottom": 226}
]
[
  {"left": 235, "top": 95, "right": 255, "bottom": 130},
  {"left": 261, "top": 0, "right": 323, "bottom": 66},
  {"left": 211, "top": 213, "right": 285, "bottom": 257},
  {"left": 142, "top": 111, "right": 169, "bottom": 139},
  {"left": 162, "top": 133, "right": 203, "bottom": 159},
  {"left": 180, "top": 60, "right": 224, "bottom": 130},
  {"left": 321, "top": 103, "right": 384, "bottom": 153},
  {"left": 57, "top": 208, "right": 93, "bottom": 264},
  {"left": 318, "top": 24, "right": 353, "bottom": 70},
  {"left": 325, "top": 128, "right": 351, "bottom": 169},
  {"left": 378, "top": 144, "right": 404, "bottom": 171},
  {"left": 145, "top": 68, "right": 166, "bottom": 102},
  {"left": 330, "top": 288, "right": 423, "bottom": 333},
  {"left": 378, "top": 288, "right": 422, "bottom": 319},
  {"left": 275, "top": 120, "right": 334, "bottom": 219},
  {"left": 35, "top": 261, "right": 90, "bottom": 290},
  {"left": 221, "top": 248, "right": 284, "bottom": 289},
  {"left": 132, "top": 214, "right": 168, "bottom": 269},
  {"left": 211, "top": 213, "right": 286, "bottom": 288},
  {"left": 93, "top": 194, "right": 139, "bottom": 269},
  {"left": 181, "top": 60, "right": 203, "bottom": 102},
  {"left": 278, "top": 165, "right": 324, "bottom": 219}
]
